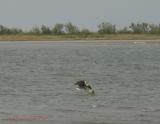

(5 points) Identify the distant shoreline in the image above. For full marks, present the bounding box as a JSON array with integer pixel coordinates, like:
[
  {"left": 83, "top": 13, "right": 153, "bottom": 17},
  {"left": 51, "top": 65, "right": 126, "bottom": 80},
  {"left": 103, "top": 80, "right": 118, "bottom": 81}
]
[{"left": 0, "top": 34, "right": 160, "bottom": 43}]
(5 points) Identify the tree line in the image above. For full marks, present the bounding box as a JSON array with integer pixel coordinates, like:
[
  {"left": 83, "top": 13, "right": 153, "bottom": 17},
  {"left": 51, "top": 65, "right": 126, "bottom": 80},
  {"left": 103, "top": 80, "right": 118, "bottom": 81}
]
[{"left": 0, "top": 22, "right": 160, "bottom": 35}]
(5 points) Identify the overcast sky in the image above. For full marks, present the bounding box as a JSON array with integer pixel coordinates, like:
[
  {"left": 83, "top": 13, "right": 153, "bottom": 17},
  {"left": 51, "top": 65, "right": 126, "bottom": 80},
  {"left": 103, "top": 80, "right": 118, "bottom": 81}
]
[{"left": 0, "top": 0, "right": 159, "bottom": 30}]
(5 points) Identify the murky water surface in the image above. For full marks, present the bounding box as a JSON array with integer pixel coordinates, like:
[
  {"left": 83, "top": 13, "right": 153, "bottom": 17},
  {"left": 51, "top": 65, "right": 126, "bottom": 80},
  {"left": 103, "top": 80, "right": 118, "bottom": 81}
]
[{"left": 0, "top": 41, "right": 160, "bottom": 124}]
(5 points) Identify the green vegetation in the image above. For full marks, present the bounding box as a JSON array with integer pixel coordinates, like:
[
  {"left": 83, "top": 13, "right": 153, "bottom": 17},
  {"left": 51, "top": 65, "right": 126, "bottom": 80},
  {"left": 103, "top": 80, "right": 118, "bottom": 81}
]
[
  {"left": 0, "top": 25, "right": 22, "bottom": 35},
  {"left": 0, "top": 22, "right": 160, "bottom": 41},
  {"left": 98, "top": 22, "right": 116, "bottom": 34},
  {"left": 1, "top": 22, "right": 160, "bottom": 35}
]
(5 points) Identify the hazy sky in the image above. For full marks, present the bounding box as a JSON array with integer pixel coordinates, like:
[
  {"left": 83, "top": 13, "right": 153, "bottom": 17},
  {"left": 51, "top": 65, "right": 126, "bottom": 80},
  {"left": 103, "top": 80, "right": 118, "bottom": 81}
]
[{"left": 0, "top": 0, "right": 159, "bottom": 30}]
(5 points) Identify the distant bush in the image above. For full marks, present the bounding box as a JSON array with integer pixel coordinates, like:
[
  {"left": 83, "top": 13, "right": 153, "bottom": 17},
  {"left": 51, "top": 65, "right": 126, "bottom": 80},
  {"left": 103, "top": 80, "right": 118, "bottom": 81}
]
[
  {"left": 129, "top": 22, "right": 150, "bottom": 33},
  {"left": 117, "top": 27, "right": 131, "bottom": 34},
  {"left": 0, "top": 25, "right": 22, "bottom": 35},
  {"left": 80, "top": 28, "right": 91, "bottom": 35},
  {"left": 64, "top": 22, "right": 79, "bottom": 34},
  {"left": 97, "top": 22, "right": 116, "bottom": 34},
  {"left": 52, "top": 23, "right": 64, "bottom": 35},
  {"left": 149, "top": 24, "right": 160, "bottom": 34},
  {"left": 29, "top": 26, "right": 41, "bottom": 35},
  {"left": 41, "top": 25, "right": 52, "bottom": 35}
]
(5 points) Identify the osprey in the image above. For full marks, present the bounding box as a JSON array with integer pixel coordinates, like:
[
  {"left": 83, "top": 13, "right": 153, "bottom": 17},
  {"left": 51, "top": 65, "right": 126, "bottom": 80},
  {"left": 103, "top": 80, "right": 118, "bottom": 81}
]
[{"left": 74, "top": 80, "right": 95, "bottom": 95}]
